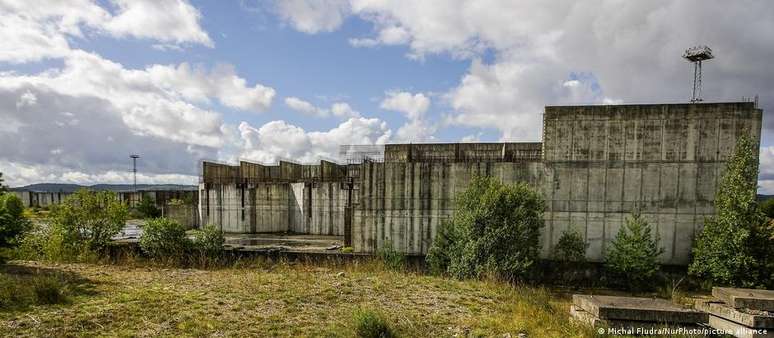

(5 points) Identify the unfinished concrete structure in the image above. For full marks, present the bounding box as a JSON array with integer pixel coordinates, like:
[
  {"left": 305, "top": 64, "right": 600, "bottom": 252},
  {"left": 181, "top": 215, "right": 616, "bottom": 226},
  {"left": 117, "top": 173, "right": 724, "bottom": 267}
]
[{"left": 199, "top": 102, "right": 762, "bottom": 265}]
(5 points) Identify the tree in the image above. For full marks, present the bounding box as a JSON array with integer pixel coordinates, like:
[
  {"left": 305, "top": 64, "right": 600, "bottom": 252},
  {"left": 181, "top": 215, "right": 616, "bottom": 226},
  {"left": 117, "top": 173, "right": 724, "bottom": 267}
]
[
  {"left": 426, "top": 176, "right": 545, "bottom": 281},
  {"left": 48, "top": 189, "right": 128, "bottom": 254},
  {"left": 553, "top": 228, "right": 588, "bottom": 263},
  {"left": 605, "top": 213, "right": 663, "bottom": 290},
  {"left": 0, "top": 193, "right": 31, "bottom": 259},
  {"left": 0, "top": 172, "right": 7, "bottom": 193},
  {"left": 690, "top": 136, "right": 772, "bottom": 288}
]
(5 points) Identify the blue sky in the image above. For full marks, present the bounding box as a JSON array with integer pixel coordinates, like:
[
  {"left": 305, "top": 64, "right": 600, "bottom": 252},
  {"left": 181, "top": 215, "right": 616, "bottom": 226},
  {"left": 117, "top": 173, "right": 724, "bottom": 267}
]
[{"left": 0, "top": 0, "right": 773, "bottom": 191}]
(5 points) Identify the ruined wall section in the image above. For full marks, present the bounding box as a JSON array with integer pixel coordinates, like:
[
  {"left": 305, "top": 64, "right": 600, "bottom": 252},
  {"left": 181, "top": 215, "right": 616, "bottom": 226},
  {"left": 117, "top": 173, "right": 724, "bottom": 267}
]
[
  {"left": 199, "top": 160, "right": 349, "bottom": 235},
  {"left": 542, "top": 102, "right": 762, "bottom": 264},
  {"left": 352, "top": 143, "right": 547, "bottom": 254}
]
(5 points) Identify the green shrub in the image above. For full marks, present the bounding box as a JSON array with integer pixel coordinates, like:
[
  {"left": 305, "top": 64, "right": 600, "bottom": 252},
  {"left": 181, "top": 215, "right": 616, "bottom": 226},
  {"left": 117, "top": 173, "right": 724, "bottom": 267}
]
[
  {"left": 0, "top": 172, "right": 6, "bottom": 193},
  {"left": 41, "top": 189, "right": 128, "bottom": 260},
  {"left": 760, "top": 198, "right": 774, "bottom": 219},
  {"left": 604, "top": 213, "right": 663, "bottom": 290},
  {"left": 191, "top": 225, "right": 224, "bottom": 257},
  {"left": 139, "top": 218, "right": 190, "bottom": 259},
  {"left": 426, "top": 219, "right": 456, "bottom": 275},
  {"left": 376, "top": 242, "right": 405, "bottom": 271},
  {"left": 0, "top": 193, "right": 32, "bottom": 263},
  {"left": 553, "top": 228, "right": 588, "bottom": 263},
  {"left": 428, "top": 176, "right": 544, "bottom": 281},
  {"left": 690, "top": 136, "right": 772, "bottom": 288},
  {"left": 352, "top": 308, "right": 393, "bottom": 338},
  {"left": 136, "top": 196, "right": 161, "bottom": 218}
]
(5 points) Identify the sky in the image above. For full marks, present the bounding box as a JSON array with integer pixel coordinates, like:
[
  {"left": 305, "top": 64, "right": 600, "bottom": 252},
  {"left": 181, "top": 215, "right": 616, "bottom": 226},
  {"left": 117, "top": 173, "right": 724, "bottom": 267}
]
[{"left": 1, "top": 0, "right": 773, "bottom": 192}]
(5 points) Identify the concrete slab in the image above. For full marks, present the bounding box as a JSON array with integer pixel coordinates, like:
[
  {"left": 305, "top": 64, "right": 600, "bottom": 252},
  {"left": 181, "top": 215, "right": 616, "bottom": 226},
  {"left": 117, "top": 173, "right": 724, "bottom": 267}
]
[
  {"left": 714, "top": 288, "right": 774, "bottom": 312},
  {"left": 573, "top": 295, "right": 707, "bottom": 324},
  {"left": 570, "top": 305, "right": 705, "bottom": 333},
  {"left": 708, "top": 315, "right": 774, "bottom": 338},
  {"left": 696, "top": 300, "right": 774, "bottom": 329}
]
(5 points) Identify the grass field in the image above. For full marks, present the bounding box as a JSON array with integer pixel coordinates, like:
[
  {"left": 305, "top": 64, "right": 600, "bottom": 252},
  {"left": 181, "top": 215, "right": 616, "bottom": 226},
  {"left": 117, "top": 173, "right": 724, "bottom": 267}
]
[{"left": 0, "top": 258, "right": 598, "bottom": 337}]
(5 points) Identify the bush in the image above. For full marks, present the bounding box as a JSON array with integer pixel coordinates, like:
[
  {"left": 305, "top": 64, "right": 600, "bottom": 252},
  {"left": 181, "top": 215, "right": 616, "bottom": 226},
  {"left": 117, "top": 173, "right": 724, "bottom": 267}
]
[
  {"left": 352, "top": 308, "right": 393, "bottom": 338},
  {"left": 136, "top": 196, "right": 161, "bottom": 218},
  {"left": 0, "top": 193, "right": 32, "bottom": 263},
  {"left": 553, "top": 228, "right": 587, "bottom": 262},
  {"left": 139, "top": 218, "right": 190, "bottom": 259},
  {"left": 427, "top": 176, "right": 544, "bottom": 281},
  {"left": 191, "top": 225, "right": 225, "bottom": 258},
  {"left": 690, "top": 136, "right": 772, "bottom": 288},
  {"left": 376, "top": 242, "right": 405, "bottom": 271},
  {"left": 20, "top": 189, "right": 128, "bottom": 261},
  {"left": 760, "top": 198, "right": 774, "bottom": 219},
  {"left": 604, "top": 213, "right": 663, "bottom": 290},
  {"left": 426, "top": 220, "right": 456, "bottom": 275}
]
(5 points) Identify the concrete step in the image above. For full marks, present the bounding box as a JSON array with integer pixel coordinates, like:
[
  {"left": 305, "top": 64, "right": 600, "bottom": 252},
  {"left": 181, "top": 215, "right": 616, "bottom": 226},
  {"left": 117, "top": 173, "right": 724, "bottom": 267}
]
[
  {"left": 713, "top": 288, "right": 774, "bottom": 312},
  {"left": 708, "top": 315, "right": 774, "bottom": 338},
  {"left": 696, "top": 299, "right": 774, "bottom": 329},
  {"left": 573, "top": 295, "right": 708, "bottom": 324}
]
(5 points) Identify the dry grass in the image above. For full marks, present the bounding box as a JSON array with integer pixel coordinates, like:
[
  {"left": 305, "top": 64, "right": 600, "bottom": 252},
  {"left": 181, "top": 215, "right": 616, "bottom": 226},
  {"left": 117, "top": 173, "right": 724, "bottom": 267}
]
[{"left": 0, "top": 258, "right": 596, "bottom": 337}]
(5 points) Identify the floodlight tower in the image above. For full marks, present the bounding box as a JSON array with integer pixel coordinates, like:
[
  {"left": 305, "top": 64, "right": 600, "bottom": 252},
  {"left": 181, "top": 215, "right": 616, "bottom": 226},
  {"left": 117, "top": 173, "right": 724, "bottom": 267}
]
[
  {"left": 130, "top": 154, "right": 140, "bottom": 191},
  {"left": 682, "top": 45, "right": 714, "bottom": 103}
]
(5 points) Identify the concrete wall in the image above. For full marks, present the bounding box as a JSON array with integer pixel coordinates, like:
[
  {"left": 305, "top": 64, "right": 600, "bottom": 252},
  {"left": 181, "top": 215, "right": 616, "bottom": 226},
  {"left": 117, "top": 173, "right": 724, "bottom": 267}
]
[
  {"left": 199, "top": 161, "right": 348, "bottom": 235},
  {"left": 200, "top": 102, "right": 762, "bottom": 265},
  {"left": 540, "top": 102, "right": 761, "bottom": 264}
]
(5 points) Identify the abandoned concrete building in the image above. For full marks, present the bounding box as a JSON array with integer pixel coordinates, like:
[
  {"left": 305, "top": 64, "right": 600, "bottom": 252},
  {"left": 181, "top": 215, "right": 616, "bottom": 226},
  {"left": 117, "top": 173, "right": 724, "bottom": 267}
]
[{"left": 199, "top": 102, "right": 762, "bottom": 265}]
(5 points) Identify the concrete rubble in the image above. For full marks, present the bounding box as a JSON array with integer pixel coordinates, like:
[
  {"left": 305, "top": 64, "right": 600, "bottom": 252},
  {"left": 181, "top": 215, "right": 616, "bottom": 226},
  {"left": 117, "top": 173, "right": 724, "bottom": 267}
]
[
  {"left": 696, "top": 288, "right": 774, "bottom": 338},
  {"left": 570, "top": 294, "right": 707, "bottom": 333}
]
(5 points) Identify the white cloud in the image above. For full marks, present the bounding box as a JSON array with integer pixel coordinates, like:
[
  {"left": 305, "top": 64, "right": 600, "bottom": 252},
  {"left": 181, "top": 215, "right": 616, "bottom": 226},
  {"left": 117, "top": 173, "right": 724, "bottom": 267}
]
[
  {"left": 379, "top": 91, "right": 434, "bottom": 142},
  {"left": 15, "top": 90, "right": 37, "bottom": 109},
  {"left": 238, "top": 117, "right": 391, "bottom": 163},
  {"left": 0, "top": 0, "right": 211, "bottom": 64},
  {"left": 380, "top": 91, "right": 430, "bottom": 120},
  {"left": 104, "top": 0, "right": 213, "bottom": 47},
  {"left": 276, "top": 1, "right": 774, "bottom": 145},
  {"left": 148, "top": 63, "right": 275, "bottom": 112},
  {"left": 285, "top": 96, "right": 360, "bottom": 118},
  {"left": 0, "top": 162, "right": 197, "bottom": 187},
  {"left": 330, "top": 102, "right": 360, "bottom": 118},
  {"left": 274, "top": 0, "right": 350, "bottom": 34}
]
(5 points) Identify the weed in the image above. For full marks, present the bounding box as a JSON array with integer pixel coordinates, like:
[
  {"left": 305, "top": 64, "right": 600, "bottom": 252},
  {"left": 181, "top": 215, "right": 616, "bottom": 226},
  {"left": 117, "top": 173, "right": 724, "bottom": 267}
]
[{"left": 352, "top": 308, "right": 394, "bottom": 338}]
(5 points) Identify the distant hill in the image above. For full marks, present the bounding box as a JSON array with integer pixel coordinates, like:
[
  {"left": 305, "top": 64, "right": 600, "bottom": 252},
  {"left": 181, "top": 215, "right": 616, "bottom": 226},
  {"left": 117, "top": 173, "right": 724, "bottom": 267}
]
[{"left": 11, "top": 183, "right": 197, "bottom": 193}]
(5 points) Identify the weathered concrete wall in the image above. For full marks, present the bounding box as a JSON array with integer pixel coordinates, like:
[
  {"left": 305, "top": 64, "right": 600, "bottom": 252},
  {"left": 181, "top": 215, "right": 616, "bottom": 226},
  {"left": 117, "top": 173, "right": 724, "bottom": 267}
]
[
  {"left": 352, "top": 161, "right": 546, "bottom": 254},
  {"left": 199, "top": 161, "right": 348, "bottom": 236},
  {"left": 352, "top": 103, "right": 761, "bottom": 264},
  {"left": 163, "top": 204, "right": 199, "bottom": 229},
  {"left": 541, "top": 102, "right": 762, "bottom": 264},
  {"left": 200, "top": 102, "right": 762, "bottom": 265}
]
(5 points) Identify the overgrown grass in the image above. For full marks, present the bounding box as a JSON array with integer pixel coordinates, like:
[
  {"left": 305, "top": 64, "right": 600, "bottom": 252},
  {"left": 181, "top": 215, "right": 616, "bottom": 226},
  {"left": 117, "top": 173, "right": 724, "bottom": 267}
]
[
  {"left": 0, "top": 258, "right": 597, "bottom": 337},
  {"left": 0, "top": 266, "right": 93, "bottom": 310},
  {"left": 352, "top": 308, "right": 394, "bottom": 338}
]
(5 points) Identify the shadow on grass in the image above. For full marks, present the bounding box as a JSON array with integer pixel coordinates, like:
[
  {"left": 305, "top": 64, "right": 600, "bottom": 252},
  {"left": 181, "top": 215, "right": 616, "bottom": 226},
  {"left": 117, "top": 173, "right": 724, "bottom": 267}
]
[{"left": 0, "top": 263, "right": 99, "bottom": 311}]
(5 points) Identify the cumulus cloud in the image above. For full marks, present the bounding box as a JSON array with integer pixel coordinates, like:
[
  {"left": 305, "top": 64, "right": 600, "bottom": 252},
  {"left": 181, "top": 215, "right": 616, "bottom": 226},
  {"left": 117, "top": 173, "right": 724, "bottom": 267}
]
[
  {"left": 238, "top": 117, "right": 391, "bottom": 163},
  {"left": 104, "top": 0, "right": 213, "bottom": 47},
  {"left": 0, "top": 0, "right": 211, "bottom": 64},
  {"left": 278, "top": 1, "right": 774, "bottom": 145},
  {"left": 0, "top": 85, "right": 216, "bottom": 186},
  {"left": 379, "top": 91, "right": 434, "bottom": 141},
  {"left": 148, "top": 63, "right": 275, "bottom": 112},
  {"left": 285, "top": 96, "right": 360, "bottom": 118},
  {"left": 273, "top": 0, "right": 350, "bottom": 34}
]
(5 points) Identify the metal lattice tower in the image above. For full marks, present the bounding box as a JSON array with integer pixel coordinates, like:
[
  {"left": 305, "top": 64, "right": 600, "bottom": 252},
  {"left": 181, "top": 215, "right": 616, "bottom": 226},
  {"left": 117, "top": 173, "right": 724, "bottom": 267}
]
[{"left": 682, "top": 45, "right": 714, "bottom": 103}]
